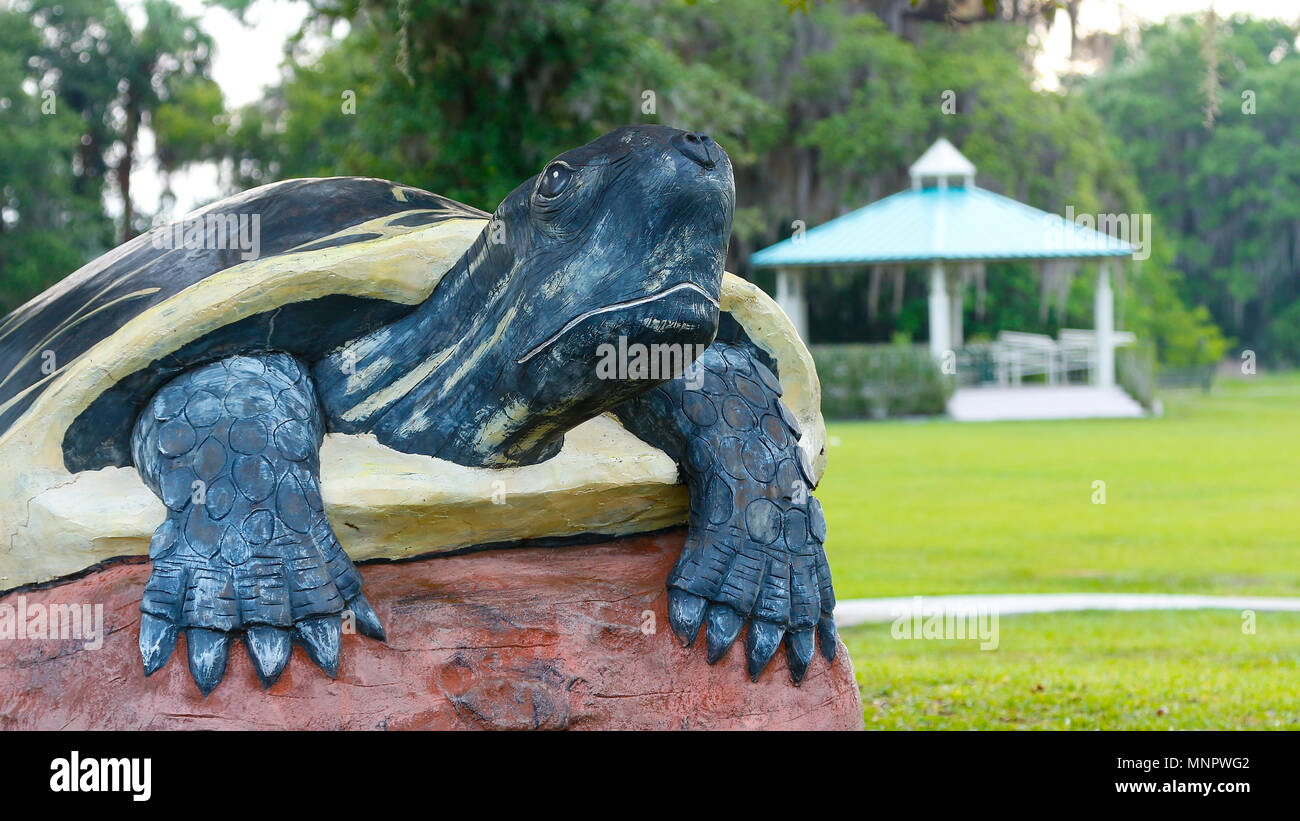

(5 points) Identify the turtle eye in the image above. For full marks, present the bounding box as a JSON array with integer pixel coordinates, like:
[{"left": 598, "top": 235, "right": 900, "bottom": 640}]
[{"left": 538, "top": 163, "right": 572, "bottom": 198}]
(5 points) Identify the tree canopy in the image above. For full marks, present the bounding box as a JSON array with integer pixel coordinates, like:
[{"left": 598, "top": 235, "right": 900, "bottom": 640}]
[
  {"left": 1088, "top": 14, "right": 1300, "bottom": 365},
  {"left": 2, "top": 0, "right": 1290, "bottom": 368}
]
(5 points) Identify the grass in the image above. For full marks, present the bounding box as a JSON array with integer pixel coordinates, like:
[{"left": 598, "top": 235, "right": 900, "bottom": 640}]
[
  {"left": 820, "top": 372, "right": 1300, "bottom": 599},
  {"left": 818, "top": 371, "right": 1300, "bottom": 729},
  {"left": 843, "top": 610, "right": 1300, "bottom": 729}
]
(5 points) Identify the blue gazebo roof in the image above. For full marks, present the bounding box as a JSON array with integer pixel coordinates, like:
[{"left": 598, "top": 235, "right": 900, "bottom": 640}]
[{"left": 751, "top": 176, "right": 1135, "bottom": 268}]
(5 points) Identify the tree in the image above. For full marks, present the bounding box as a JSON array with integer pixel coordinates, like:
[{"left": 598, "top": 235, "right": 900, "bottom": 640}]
[
  {"left": 219, "top": 0, "right": 1224, "bottom": 364},
  {"left": 0, "top": 6, "right": 111, "bottom": 314},
  {"left": 27, "top": 0, "right": 216, "bottom": 241},
  {"left": 1088, "top": 14, "right": 1300, "bottom": 364},
  {"left": 223, "top": 0, "right": 740, "bottom": 209}
]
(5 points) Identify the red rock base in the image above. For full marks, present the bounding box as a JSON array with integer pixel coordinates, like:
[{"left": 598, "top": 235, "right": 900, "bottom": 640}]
[{"left": 0, "top": 529, "right": 863, "bottom": 730}]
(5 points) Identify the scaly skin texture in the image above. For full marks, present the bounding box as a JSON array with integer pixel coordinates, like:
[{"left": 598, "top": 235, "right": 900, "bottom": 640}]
[
  {"left": 130, "top": 353, "right": 383, "bottom": 694},
  {"left": 614, "top": 341, "right": 837, "bottom": 683}
]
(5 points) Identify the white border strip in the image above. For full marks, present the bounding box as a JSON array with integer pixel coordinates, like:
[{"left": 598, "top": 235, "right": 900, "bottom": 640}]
[{"left": 834, "top": 593, "right": 1300, "bottom": 627}]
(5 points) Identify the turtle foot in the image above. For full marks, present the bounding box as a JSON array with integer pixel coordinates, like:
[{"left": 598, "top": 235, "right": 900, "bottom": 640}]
[
  {"left": 665, "top": 498, "right": 836, "bottom": 684},
  {"left": 131, "top": 353, "right": 385, "bottom": 696},
  {"left": 614, "top": 340, "right": 837, "bottom": 683},
  {"left": 138, "top": 559, "right": 384, "bottom": 696}
]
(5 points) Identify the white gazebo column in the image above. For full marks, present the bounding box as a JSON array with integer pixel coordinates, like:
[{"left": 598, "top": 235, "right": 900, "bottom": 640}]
[
  {"left": 1095, "top": 259, "right": 1115, "bottom": 388},
  {"left": 948, "top": 269, "right": 964, "bottom": 349},
  {"left": 775, "top": 268, "right": 808, "bottom": 341},
  {"left": 928, "top": 261, "right": 951, "bottom": 359}
]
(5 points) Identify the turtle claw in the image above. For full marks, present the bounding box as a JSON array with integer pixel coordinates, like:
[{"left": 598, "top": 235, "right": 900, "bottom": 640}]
[
  {"left": 705, "top": 603, "right": 744, "bottom": 664},
  {"left": 186, "top": 628, "right": 230, "bottom": 697},
  {"left": 745, "top": 620, "right": 785, "bottom": 682},
  {"left": 784, "top": 627, "right": 816, "bottom": 684},
  {"left": 139, "top": 613, "right": 178, "bottom": 677},
  {"left": 295, "top": 616, "right": 342, "bottom": 678},
  {"left": 668, "top": 588, "right": 707, "bottom": 647},
  {"left": 817, "top": 613, "right": 838, "bottom": 663},
  {"left": 348, "top": 594, "right": 386, "bottom": 642},
  {"left": 244, "top": 626, "right": 293, "bottom": 689}
]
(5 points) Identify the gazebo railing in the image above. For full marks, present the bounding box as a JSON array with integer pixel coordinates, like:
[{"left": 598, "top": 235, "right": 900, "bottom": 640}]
[{"left": 954, "top": 329, "right": 1136, "bottom": 387}]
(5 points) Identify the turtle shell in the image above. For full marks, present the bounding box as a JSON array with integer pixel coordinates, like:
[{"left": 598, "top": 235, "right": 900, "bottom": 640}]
[
  {"left": 0, "top": 264, "right": 827, "bottom": 591},
  {"left": 0, "top": 173, "right": 830, "bottom": 592},
  {"left": 0, "top": 177, "right": 488, "bottom": 472}
]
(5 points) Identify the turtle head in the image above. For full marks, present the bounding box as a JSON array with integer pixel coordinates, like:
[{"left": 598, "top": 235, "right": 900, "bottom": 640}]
[
  {"left": 496, "top": 125, "right": 734, "bottom": 382},
  {"left": 355, "top": 126, "right": 735, "bottom": 467}
]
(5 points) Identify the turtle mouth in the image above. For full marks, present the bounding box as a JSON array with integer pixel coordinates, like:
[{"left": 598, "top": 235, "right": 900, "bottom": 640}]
[{"left": 516, "top": 282, "right": 718, "bottom": 365}]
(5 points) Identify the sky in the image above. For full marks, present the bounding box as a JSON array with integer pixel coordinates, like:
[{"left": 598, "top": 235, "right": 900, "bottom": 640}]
[
  {"left": 1033, "top": 0, "right": 1300, "bottom": 88},
  {"left": 125, "top": 0, "right": 1300, "bottom": 217},
  {"left": 124, "top": 0, "right": 312, "bottom": 217}
]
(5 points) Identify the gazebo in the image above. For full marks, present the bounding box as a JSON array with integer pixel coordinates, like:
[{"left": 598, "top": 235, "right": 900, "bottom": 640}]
[{"left": 750, "top": 138, "right": 1140, "bottom": 418}]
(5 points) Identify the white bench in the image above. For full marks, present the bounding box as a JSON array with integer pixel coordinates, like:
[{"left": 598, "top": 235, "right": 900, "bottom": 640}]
[
  {"left": 1058, "top": 329, "right": 1136, "bottom": 383},
  {"left": 990, "top": 329, "right": 1135, "bottom": 386},
  {"left": 1058, "top": 328, "right": 1136, "bottom": 348},
  {"left": 994, "top": 331, "right": 1058, "bottom": 385}
]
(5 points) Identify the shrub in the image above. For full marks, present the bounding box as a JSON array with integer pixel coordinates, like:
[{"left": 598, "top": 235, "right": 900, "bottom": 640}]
[{"left": 811, "top": 343, "right": 954, "bottom": 419}]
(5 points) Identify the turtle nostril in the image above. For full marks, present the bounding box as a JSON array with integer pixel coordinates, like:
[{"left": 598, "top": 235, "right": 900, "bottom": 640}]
[{"left": 672, "top": 131, "right": 717, "bottom": 169}]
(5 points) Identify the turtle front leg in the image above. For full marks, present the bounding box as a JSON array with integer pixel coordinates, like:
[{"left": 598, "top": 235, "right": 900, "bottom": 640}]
[
  {"left": 130, "top": 353, "right": 384, "bottom": 696},
  {"left": 613, "top": 340, "right": 836, "bottom": 683}
]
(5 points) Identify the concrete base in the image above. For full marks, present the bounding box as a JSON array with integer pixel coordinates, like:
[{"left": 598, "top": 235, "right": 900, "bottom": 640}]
[
  {"left": 0, "top": 529, "right": 863, "bottom": 731},
  {"left": 948, "top": 385, "right": 1144, "bottom": 422}
]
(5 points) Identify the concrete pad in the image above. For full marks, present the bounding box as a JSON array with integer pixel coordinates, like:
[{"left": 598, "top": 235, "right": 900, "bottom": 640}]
[{"left": 948, "top": 385, "right": 1144, "bottom": 421}]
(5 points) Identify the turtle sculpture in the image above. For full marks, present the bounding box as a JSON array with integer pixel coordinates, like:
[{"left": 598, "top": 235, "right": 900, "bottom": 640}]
[{"left": 0, "top": 125, "right": 836, "bottom": 696}]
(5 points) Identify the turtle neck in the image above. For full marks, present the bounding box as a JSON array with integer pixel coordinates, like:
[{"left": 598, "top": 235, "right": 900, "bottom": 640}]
[{"left": 312, "top": 225, "right": 571, "bottom": 467}]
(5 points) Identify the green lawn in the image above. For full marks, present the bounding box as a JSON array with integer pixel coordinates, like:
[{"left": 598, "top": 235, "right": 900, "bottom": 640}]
[
  {"left": 844, "top": 610, "right": 1300, "bottom": 729},
  {"left": 819, "top": 372, "right": 1300, "bottom": 729},
  {"left": 821, "top": 372, "right": 1300, "bottom": 599}
]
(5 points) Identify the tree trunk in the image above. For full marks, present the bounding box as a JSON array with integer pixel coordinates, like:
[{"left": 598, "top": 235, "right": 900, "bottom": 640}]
[{"left": 118, "top": 96, "right": 141, "bottom": 244}]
